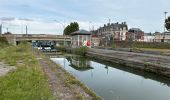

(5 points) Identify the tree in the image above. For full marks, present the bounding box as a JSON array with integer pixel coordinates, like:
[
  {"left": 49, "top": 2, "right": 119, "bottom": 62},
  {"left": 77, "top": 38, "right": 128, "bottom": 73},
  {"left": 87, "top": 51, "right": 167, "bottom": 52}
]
[
  {"left": 165, "top": 16, "right": 170, "bottom": 31},
  {"left": 63, "top": 22, "right": 79, "bottom": 35}
]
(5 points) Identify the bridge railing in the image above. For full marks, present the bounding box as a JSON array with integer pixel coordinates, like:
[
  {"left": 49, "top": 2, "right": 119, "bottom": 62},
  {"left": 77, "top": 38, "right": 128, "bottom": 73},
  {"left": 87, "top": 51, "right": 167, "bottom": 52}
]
[{"left": 14, "top": 34, "right": 71, "bottom": 38}]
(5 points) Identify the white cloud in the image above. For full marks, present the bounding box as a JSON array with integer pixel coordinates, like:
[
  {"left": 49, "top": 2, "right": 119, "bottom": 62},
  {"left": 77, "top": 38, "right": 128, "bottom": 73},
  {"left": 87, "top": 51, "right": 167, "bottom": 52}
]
[{"left": 0, "top": 0, "right": 170, "bottom": 33}]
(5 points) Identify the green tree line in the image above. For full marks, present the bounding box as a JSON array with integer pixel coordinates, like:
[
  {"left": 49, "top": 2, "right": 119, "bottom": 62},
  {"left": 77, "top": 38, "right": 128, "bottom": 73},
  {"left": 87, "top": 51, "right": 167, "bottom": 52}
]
[
  {"left": 165, "top": 16, "right": 170, "bottom": 31},
  {"left": 64, "top": 22, "right": 79, "bottom": 35}
]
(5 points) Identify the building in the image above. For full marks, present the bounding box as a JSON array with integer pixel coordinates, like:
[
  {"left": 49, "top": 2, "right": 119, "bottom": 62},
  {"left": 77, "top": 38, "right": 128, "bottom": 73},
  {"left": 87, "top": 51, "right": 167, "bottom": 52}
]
[
  {"left": 144, "top": 33, "right": 154, "bottom": 42},
  {"left": 96, "top": 22, "right": 128, "bottom": 41},
  {"left": 71, "top": 29, "right": 92, "bottom": 48},
  {"left": 126, "top": 28, "right": 144, "bottom": 41},
  {"left": 91, "top": 37, "right": 100, "bottom": 47},
  {"left": 154, "top": 32, "right": 170, "bottom": 43}
]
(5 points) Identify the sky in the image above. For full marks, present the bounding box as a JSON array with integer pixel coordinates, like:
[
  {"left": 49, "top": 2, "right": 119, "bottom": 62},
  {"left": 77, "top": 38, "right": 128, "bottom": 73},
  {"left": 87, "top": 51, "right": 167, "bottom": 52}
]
[{"left": 0, "top": 0, "right": 169, "bottom": 34}]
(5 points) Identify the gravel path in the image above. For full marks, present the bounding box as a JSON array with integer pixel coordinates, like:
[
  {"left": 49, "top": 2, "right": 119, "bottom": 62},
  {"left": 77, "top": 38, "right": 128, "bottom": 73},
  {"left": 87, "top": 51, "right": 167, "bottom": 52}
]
[{"left": 38, "top": 58, "right": 77, "bottom": 100}]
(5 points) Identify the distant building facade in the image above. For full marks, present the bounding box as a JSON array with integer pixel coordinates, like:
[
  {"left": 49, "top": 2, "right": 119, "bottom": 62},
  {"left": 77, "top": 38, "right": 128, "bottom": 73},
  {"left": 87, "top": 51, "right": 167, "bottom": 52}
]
[
  {"left": 154, "top": 32, "right": 170, "bottom": 43},
  {"left": 95, "top": 22, "right": 128, "bottom": 41},
  {"left": 126, "top": 28, "right": 144, "bottom": 41},
  {"left": 144, "top": 33, "right": 154, "bottom": 42}
]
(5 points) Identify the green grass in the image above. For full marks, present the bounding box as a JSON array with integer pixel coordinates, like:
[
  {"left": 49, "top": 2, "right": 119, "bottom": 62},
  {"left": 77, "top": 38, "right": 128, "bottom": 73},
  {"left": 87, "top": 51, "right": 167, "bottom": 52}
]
[
  {"left": 0, "top": 37, "right": 9, "bottom": 49},
  {"left": 136, "top": 48, "right": 170, "bottom": 52},
  {"left": 0, "top": 43, "right": 55, "bottom": 100},
  {"left": 72, "top": 46, "right": 88, "bottom": 56}
]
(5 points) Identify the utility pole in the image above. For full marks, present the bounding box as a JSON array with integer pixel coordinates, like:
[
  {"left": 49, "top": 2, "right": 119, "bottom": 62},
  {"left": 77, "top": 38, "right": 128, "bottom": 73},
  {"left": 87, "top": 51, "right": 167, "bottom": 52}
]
[
  {"left": 109, "top": 18, "right": 111, "bottom": 25},
  {"left": 6, "top": 28, "right": 8, "bottom": 33},
  {"left": 0, "top": 24, "right": 2, "bottom": 36},
  {"left": 163, "top": 11, "right": 168, "bottom": 42},
  {"left": 26, "top": 25, "right": 28, "bottom": 35},
  {"left": 89, "top": 21, "right": 92, "bottom": 31}
]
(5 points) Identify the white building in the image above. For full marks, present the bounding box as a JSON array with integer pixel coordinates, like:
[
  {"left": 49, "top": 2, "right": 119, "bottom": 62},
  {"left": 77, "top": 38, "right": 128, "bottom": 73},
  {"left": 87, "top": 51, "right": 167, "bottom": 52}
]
[
  {"left": 144, "top": 33, "right": 154, "bottom": 42},
  {"left": 154, "top": 32, "right": 170, "bottom": 43},
  {"left": 71, "top": 29, "right": 92, "bottom": 48}
]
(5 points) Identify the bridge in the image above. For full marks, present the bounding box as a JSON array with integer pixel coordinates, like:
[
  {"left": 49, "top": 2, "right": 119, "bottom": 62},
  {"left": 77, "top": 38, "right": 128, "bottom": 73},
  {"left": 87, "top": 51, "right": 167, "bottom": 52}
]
[{"left": 3, "top": 34, "right": 71, "bottom": 45}]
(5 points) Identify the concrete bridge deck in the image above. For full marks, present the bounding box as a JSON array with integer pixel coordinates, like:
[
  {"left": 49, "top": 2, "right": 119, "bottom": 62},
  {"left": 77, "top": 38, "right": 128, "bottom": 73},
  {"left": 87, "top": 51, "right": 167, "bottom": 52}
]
[{"left": 3, "top": 34, "right": 71, "bottom": 45}]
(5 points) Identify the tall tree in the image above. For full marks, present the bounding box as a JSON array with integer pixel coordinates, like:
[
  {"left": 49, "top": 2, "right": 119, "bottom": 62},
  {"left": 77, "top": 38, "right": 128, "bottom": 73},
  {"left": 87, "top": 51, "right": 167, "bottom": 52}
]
[
  {"left": 63, "top": 22, "right": 79, "bottom": 35},
  {"left": 165, "top": 16, "right": 170, "bottom": 31}
]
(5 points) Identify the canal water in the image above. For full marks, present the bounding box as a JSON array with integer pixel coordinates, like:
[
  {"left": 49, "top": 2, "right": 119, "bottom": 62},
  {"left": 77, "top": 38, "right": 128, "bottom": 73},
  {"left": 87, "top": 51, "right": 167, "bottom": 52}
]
[{"left": 50, "top": 55, "right": 170, "bottom": 100}]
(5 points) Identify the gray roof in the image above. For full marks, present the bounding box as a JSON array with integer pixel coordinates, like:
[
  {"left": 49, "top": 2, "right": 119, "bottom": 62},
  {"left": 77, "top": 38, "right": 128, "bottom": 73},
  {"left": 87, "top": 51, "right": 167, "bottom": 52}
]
[
  {"left": 129, "top": 28, "right": 143, "bottom": 32},
  {"left": 71, "top": 29, "right": 91, "bottom": 35},
  {"left": 98, "top": 22, "right": 128, "bottom": 31},
  {"left": 144, "top": 33, "right": 154, "bottom": 36}
]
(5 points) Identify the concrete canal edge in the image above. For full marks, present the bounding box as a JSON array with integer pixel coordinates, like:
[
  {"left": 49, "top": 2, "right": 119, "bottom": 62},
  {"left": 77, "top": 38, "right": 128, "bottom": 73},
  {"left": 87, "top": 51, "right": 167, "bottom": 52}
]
[{"left": 86, "top": 48, "right": 170, "bottom": 78}]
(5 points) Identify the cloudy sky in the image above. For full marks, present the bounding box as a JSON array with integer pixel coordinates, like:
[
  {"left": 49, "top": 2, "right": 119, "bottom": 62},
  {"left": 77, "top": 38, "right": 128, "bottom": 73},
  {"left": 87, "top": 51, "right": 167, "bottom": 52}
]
[{"left": 0, "top": 0, "right": 169, "bottom": 34}]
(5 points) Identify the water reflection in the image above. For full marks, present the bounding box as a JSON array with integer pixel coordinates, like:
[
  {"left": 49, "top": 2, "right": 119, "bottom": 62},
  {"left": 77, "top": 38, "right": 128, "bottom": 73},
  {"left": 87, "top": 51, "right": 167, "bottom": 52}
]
[
  {"left": 66, "top": 56, "right": 93, "bottom": 71},
  {"left": 50, "top": 55, "right": 170, "bottom": 100}
]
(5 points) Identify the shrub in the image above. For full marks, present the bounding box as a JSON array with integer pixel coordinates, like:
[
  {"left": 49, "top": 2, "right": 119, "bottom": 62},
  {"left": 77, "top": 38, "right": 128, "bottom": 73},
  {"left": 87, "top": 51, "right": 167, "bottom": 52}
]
[
  {"left": 73, "top": 46, "right": 88, "bottom": 56},
  {"left": 112, "top": 43, "right": 116, "bottom": 48},
  {"left": 0, "top": 37, "right": 9, "bottom": 48},
  {"left": 56, "top": 45, "right": 66, "bottom": 52},
  {"left": 0, "top": 37, "right": 8, "bottom": 44}
]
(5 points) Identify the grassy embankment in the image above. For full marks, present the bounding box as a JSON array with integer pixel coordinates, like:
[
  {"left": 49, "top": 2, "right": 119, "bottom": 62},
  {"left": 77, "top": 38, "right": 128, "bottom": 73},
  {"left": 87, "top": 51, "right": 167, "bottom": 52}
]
[
  {"left": 111, "top": 41, "right": 170, "bottom": 55},
  {"left": 0, "top": 42, "right": 54, "bottom": 100}
]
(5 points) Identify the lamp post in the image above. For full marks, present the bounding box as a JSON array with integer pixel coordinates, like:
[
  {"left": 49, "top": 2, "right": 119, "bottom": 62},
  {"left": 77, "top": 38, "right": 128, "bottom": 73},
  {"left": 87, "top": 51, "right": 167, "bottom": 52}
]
[
  {"left": 0, "top": 24, "right": 2, "bottom": 36},
  {"left": 54, "top": 20, "right": 66, "bottom": 46},
  {"left": 54, "top": 20, "right": 65, "bottom": 34},
  {"left": 163, "top": 11, "right": 168, "bottom": 42}
]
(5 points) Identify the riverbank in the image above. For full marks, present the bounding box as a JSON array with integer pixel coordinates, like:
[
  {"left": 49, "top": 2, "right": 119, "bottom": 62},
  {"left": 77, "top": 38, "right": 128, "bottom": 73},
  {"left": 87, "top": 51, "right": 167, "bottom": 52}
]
[
  {"left": 36, "top": 50, "right": 101, "bottom": 100},
  {"left": 0, "top": 43, "right": 54, "bottom": 100},
  {"left": 0, "top": 43, "right": 101, "bottom": 99},
  {"left": 87, "top": 48, "right": 170, "bottom": 77}
]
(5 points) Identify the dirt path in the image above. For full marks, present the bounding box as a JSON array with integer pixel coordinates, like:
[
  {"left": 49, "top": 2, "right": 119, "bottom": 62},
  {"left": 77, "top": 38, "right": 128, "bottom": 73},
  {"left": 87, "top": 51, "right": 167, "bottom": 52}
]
[{"left": 38, "top": 58, "right": 77, "bottom": 100}]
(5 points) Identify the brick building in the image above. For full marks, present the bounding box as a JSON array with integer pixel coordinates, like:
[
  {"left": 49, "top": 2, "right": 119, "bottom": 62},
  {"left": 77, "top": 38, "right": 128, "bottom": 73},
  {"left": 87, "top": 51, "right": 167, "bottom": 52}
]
[
  {"left": 95, "top": 22, "right": 128, "bottom": 41},
  {"left": 126, "top": 28, "right": 144, "bottom": 41}
]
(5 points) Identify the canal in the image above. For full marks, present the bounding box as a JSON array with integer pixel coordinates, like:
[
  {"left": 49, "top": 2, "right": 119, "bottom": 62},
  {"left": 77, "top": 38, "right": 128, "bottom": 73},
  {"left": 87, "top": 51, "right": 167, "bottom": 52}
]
[{"left": 50, "top": 55, "right": 170, "bottom": 100}]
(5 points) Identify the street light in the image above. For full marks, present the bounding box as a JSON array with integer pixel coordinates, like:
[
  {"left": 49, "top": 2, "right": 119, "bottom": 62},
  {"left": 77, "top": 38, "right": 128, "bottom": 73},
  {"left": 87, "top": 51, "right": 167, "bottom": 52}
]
[
  {"left": 54, "top": 20, "right": 66, "bottom": 34},
  {"left": 163, "top": 11, "right": 168, "bottom": 42},
  {"left": 54, "top": 20, "right": 66, "bottom": 46}
]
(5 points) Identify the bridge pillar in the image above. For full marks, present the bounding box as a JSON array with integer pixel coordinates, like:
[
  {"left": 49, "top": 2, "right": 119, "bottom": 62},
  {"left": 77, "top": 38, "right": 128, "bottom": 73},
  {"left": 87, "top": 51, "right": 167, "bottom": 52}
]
[{"left": 4, "top": 34, "right": 17, "bottom": 45}]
